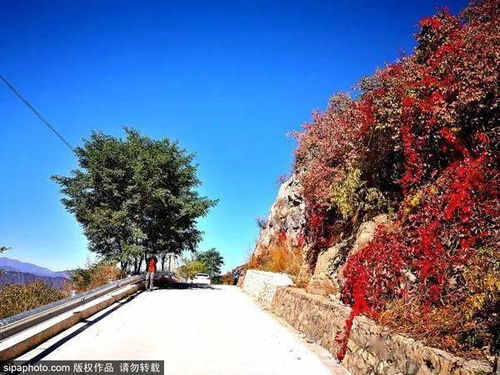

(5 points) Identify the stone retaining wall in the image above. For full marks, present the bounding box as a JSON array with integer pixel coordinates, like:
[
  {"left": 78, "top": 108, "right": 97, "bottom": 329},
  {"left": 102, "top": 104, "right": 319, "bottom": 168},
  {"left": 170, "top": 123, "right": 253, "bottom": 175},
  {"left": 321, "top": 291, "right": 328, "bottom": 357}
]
[
  {"left": 241, "top": 269, "right": 293, "bottom": 307},
  {"left": 270, "top": 287, "right": 492, "bottom": 375}
]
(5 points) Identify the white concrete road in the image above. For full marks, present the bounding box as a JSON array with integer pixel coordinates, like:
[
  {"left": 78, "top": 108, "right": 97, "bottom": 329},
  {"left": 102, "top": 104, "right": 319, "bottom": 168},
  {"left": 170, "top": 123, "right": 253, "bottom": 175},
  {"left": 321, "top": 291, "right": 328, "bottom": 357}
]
[{"left": 19, "top": 285, "right": 349, "bottom": 375}]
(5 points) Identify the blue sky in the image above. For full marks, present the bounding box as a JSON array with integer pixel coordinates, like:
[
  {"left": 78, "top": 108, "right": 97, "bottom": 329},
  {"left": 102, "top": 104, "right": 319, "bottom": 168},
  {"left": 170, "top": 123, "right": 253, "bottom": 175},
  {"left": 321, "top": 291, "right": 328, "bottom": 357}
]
[{"left": 0, "top": 0, "right": 466, "bottom": 272}]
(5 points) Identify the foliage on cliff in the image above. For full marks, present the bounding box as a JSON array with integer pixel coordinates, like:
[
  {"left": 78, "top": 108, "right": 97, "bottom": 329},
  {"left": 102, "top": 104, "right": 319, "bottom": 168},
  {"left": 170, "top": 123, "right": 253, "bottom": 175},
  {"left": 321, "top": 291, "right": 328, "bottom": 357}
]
[{"left": 293, "top": 0, "right": 499, "bottom": 359}]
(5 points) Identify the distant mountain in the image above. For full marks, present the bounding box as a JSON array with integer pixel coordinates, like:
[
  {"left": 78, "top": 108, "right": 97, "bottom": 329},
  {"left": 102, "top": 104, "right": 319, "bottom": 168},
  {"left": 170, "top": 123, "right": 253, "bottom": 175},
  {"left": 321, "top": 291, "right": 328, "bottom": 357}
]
[
  {"left": 0, "top": 271, "right": 68, "bottom": 290},
  {"left": 0, "top": 257, "right": 70, "bottom": 279}
]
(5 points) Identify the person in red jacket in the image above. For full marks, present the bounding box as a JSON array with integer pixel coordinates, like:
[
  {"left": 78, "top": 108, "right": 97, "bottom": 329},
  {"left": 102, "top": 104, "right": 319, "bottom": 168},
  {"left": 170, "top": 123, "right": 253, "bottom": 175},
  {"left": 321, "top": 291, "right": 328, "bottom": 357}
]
[{"left": 145, "top": 255, "right": 158, "bottom": 291}]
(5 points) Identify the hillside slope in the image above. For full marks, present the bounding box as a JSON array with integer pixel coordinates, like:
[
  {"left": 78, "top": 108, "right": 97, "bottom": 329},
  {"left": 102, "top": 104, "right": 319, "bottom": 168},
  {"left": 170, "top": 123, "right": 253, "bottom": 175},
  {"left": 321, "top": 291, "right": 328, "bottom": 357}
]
[
  {"left": 0, "top": 271, "right": 68, "bottom": 290},
  {"left": 0, "top": 257, "right": 69, "bottom": 279}
]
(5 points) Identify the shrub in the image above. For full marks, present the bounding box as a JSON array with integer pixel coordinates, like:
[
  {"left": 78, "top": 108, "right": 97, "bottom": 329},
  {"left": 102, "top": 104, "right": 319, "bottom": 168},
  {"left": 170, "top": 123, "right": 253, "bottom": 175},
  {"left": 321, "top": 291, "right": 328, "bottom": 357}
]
[
  {"left": 220, "top": 273, "right": 235, "bottom": 285},
  {"left": 0, "top": 282, "right": 66, "bottom": 319},
  {"left": 70, "top": 262, "right": 124, "bottom": 292},
  {"left": 247, "top": 239, "right": 306, "bottom": 286}
]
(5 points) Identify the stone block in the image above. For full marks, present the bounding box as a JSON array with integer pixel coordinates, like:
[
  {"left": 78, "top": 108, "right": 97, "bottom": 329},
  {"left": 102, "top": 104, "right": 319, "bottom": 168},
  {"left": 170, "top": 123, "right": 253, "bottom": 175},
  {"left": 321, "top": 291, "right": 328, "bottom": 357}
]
[{"left": 241, "top": 269, "right": 293, "bottom": 307}]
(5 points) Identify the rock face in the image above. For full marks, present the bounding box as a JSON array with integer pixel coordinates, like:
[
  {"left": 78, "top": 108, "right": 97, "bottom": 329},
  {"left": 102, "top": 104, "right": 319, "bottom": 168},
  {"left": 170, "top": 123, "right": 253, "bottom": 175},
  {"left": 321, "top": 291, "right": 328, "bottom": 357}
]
[
  {"left": 253, "top": 173, "right": 391, "bottom": 298},
  {"left": 350, "top": 214, "right": 388, "bottom": 257},
  {"left": 306, "top": 214, "right": 388, "bottom": 296},
  {"left": 253, "top": 174, "right": 305, "bottom": 258},
  {"left": 305, "top": 241, "right": 345, "bottom": 296},
  {"left": 271, "top": 288, "right": 493, "bottom": 375}
]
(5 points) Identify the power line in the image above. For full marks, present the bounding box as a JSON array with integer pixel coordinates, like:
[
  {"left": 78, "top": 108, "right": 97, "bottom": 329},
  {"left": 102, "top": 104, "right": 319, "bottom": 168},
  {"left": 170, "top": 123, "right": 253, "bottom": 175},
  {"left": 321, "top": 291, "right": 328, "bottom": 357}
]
[{"left": 0, "top": 75, "right": 74, "bottom": 152}]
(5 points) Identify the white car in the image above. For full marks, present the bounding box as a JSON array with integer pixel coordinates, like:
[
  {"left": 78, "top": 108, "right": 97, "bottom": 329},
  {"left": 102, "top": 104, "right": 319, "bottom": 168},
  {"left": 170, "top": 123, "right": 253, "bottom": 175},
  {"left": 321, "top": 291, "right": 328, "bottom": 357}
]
[{"left": 192, "top": 273, "right": 211, "bottom": 284}]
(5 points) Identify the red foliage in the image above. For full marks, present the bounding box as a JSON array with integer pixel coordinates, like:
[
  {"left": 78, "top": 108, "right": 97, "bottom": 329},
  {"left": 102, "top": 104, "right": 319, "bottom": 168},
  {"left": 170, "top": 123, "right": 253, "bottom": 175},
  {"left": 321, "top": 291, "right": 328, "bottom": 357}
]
[
  {"left": 292, "top": 0, "right": 499, "bottom": 359},
  {"left": 419, "top": 16, "right": 443, "bottom": 29},
  {"left": 278, "top": 229, "right": 287, "bottom": 242},
  {"left": 337, "top": 154, "right": 498, "bottom": 358}
]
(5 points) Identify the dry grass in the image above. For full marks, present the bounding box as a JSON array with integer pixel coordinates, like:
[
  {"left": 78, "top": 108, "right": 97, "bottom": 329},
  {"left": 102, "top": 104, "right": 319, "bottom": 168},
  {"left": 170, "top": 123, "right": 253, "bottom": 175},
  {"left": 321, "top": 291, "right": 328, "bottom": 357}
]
[
  {"left": 380, "top": 300, "right": 496, "bottom": 360},
  {"left": 0, "top": 262, "right": 125, "bottom": 321},
  {"left": 378, "top": 249, "right": 499, "bottom": 360},
  {"left": 247, "top": 240, "right": 307, "bottom": 287},
  {"left": 220, "top": 273, "right": 235, "bottom": 285},
  {"left": 69, "top": 262, "right": 125, "bottom": 292},
  {"left": 0, "top": 282, "right": 66, "bottom": 319}
]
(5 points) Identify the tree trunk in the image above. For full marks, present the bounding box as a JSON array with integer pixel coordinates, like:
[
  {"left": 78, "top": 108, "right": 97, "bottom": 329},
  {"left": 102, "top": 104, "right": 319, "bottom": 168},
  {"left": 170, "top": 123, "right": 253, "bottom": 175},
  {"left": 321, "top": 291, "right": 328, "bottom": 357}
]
[
  {"left": 138, "top": 254, "right": 144, "bottom": 272},
  {"left": 161, "top": 255, "right": 166, "bottom": 271},
  {"left": 117, "top": 239, "right": 124, "bottom": 270}
]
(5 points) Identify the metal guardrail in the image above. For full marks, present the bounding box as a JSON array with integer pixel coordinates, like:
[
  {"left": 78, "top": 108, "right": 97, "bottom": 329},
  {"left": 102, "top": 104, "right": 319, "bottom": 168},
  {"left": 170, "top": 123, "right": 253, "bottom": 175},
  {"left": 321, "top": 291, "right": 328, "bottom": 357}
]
[{"left": 0, "top": 274, "right": 143, "bottom": 341}]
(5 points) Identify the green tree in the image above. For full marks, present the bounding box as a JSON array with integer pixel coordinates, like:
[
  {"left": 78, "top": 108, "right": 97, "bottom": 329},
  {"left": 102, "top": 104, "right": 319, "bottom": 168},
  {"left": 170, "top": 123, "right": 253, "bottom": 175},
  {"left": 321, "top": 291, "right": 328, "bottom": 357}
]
[
  {"left": 52, "top": 128, "right": 217, "bottom": 271},
  {"left": 195, "top": 248, "right": 224, "bottom": 278},
  {"left": 177, "top": 258, "right": 206, "bottom": 280}
]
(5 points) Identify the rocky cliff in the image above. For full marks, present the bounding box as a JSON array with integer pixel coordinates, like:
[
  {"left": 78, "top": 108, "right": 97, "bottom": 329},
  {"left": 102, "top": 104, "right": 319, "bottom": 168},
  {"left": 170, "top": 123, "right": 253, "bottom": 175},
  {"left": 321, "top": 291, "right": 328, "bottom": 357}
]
[
  {"left": 252, "top": 173, "right": 387, "bottom": 298},
  {"left": 253, "top": 174, "right": 305, "bottom": 258}
]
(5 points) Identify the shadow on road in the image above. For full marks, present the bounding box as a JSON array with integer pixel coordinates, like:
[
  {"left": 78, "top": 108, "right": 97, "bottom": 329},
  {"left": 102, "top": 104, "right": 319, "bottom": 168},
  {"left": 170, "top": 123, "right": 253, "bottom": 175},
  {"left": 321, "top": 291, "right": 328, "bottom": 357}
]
[
  {"left": 154, "top": 279, "right": 218, "bottom": 290},
  {"left": 13, "top": 280, "right": 222, "bottom": 366},
  {"left": 19, "top": 290, "right": 142, "bottom": 364}
]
